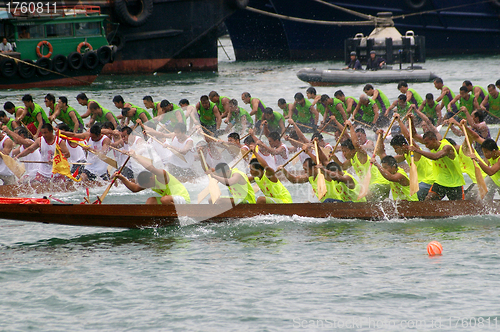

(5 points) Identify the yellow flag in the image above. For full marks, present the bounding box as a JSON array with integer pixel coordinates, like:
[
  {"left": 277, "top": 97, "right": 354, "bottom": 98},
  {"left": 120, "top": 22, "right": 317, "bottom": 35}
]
[{"left": 52, "top": 144, "right": 81, "bottom": 182}]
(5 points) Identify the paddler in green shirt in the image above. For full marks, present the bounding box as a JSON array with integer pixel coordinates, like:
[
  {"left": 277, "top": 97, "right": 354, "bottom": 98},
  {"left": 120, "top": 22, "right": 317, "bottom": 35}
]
[
  {"left": 409, "top": 131, "right": 465, "bottom": 201},
  {"left": 207, "top": 162, "right": 256, "bottom": 205},
  {"left": 261, "top": 107, "right": 286, "bottom": 136},
  {"left": 463, "top": 80, "right": 487, "bottom": 105},
  {"left": 209, "top": 91, "right": 232, "bottom": 118},
  {"left": 143, "top": 95, "right": 161, "bottom": 117},
  {"left": 196, "top": 95, "right": 222, "bottom": 134},
  {"left": 112, "top": 95, "right": 151, "bottom": 126},
  {"left": 471, "top": 137, "right": 500, "bottom": 200},
  {"left": 43, "top": 93, "right": 56, "bottom": 118},
  {"left": 76, "top": 92, "right": 106, "bottom": 120},
  {"left": 480, "top": 84, "right": 500, "bottom": 123},
  {"left": 352, "top": 94, "right": 379, "bottom": 127},
  {"left": 21, "top": 94, "right": 49, "bottom": 138},
  {"left": 385, "top": 94, "right": 412, "bottom": 118},
  {"left": 3, "top": 101, "right": 26, "bottom": 125},
  {"left": 247, "top": 146, "right": 292, "bottom": 204},
  {"left": 306, "top": 87, "right": 326, "bottom": 116},
  {"left": 157, "top": 100, "right": 185, "bottom": 130},
  {"left": 292, "top": 92, "right": 319, "bottom": 132},
  {"left": 241, "top": 92, "right": 266, "bottom": 132},
  {"left": 114, "top": 151, "right": 190, "bottom": 205},
  {"left": 363, "top": 84, "right": 390, "bottom": 125},
  {"left": 224, "top": 98, "right": 253, "bottom": 135},
  {"left": 0, "top": 111, "right": 16, "bottom": 132},
  {"left": 277, "top": 98, "right": 294, "bottom": 120},
  {"left": 448, "top": 86, "right": 479, "bottom": 119},
  {"left": 88, "top": 101, "right": 119, "bottom": 129},
  {"left": 48, "top": 96, "right": 85, "bottom": 133},
  {"left": 319, "top": 94, "right": 347, "bottom": 129},
  {"left": 417, "top": 93, "right": 443, "bottom": 125},
  {"left": 397, "top": 81, "right": 423, "bottom": 108},
  {"left": 372, "top": 156, "right": 418, "bottom": 201}
]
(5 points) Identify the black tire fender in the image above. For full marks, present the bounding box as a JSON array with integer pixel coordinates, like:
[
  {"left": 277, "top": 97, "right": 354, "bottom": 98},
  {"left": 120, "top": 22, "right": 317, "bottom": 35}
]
[
  {"left": 67, "top": 52, "right": 83, "bottom": 70},
  {"left": 52, "top": 54, "right": 68, "bottom": 73},
  {"left": 18, "top": 59, "right": 36, "bottom": 79},
  {"left": 83, "top": 51, "right": 99, "bottom": 70},
  {"left": 114, "top": 0, "right": 153, "bottom": 27},
  {"left": 97, "top": 46, "right": 112, "bottom": 65},
  {"left": 35, "top": 57, "right": 52, "bottom": 76},
  {"left": 0, "top": 58, "right": 18, "bottom": 78}
]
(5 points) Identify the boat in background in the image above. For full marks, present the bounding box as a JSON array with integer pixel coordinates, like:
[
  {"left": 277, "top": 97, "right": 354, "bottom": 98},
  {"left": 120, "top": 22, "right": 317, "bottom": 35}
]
[
  {"left": 224, "top": 0, "right": 500, "bottom": 61},
  {"left": 0, "top": 5, "right": 114, "bottom": 89},
  {"left": 0, "top": 200, "right": 499, "bottom": 228},
  {"left": 98, "top": 0, "right": 248, "bottom": 74},
  {"left": 297, "top": 67, "right": 438, "bottom": 86}
]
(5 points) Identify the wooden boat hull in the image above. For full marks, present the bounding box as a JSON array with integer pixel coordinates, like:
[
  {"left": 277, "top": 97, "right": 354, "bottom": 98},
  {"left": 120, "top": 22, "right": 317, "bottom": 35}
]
[
  {"left": 0, "top": 200, "right": 499, "bottom": 229},
  {"left": 297, "top": 68, "right": 439, "bottom": 86}
]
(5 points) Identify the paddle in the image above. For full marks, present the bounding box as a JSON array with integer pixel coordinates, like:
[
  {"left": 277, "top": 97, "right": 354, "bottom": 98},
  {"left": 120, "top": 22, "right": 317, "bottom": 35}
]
[
  {"left": 318, "top": 117, "right": 334, "bottom": 133},
  {"left": 0, "top": 151, "right": 25, "bottom": 178},
  {"left": 109, "top": 145, "right": 153, "bottom": 164},
  {"left": 496, "top": 129, "right": 500, "bottom": 143},
  {"left": 156, "top": 121, "right": 172, "bottom": 133},
  {"left": 21, "top": 160, "right": 91, "bottom": 165},
  {"left": 382, "top": 116, "right": 398, "bottom": 141},
  {"left": 143, "top": 132, "right": 187, "bottom": 163},
  {"left": 328, "top": 123, "right": 349, "bottom": 160},
  {"left": 408, "top": 118, "right": 419, "bottom": 196},
  {"left": 357, "top": 132, "right": 382, "bottom": 200},
  {"left": 442, "top": 122, "right": 452, "bottom": 139},
  {"left": 277, "top": 147, "right": 307, "bottom": 170},
  {"left": 295, "top": 122, "right": 336, "bottom": 137},
  {"left": 279, "top": 123, "right": 292, "bottom": 139},
  {"left": 230, "top": 148, "right": 252, "bottom": 169},
  {"left": 197, "top": 149, "right": 221, "bottom": 204},
  {"left": 313, "top": 140, "right": 327, "bottom": 200},
  {"left": 76, "top": 142, "right": 118, "bottom": 169},
  {"left": 94, "top": 156, "right": 131, "bottom": 204},
  {"left": 461, "top": 123, "right": 488, "bottom": 199}
]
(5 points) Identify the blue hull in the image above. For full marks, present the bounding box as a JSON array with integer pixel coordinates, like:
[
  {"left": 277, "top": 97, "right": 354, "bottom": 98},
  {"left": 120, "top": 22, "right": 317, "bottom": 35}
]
[{"left": 225, "top": 0, "right": 500, "bottom": 60}]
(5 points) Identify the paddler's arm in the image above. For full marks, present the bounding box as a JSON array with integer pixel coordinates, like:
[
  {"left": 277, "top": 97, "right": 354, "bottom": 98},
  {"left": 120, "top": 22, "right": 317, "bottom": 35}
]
[
  {"left": 59, "top": 130, "right": 89, "bottom": 140},
  {"left": 385, "top": 100, "right": 398, "bottom": 117},
  {"left": 448, "top": 94, "right": 460, "bottom": 111},
  {"left": 336, "top": 103, "right": 348, "bottom": 122},
  {"left": 409, "top": 144, "right": 454, "bottom": 160},
  {"left": 435, "top": 87, "right": 448, "bottom": 103},
  {"left": 114, "top": 172, "right": 146, "bottom": 192},
  {"left": 209, "top": 170, "right": 244, "bottom": 186},
  {"left": 101, "top": 136, "right": 112, "bottom": 154},
  {"left": 249, "top": 99, "right": 259, "bottom": 117},
  {"left": 34, "top": 112, "right": 43, "bottom": 138},
  {"left": 287, "top": 118, "right": 308, "bottom": 143},
  {"left": 14, "top": 138, "right": 41, "bottom": 159},
  {"left": 48, "top": 104, "right": 61, "bottom": 123},
  {"left": 165, "top": 138, "right": 193, "bottom": 155},
  {"left": 68, "top": 110, "right": 81, "bottom": 133},
  {"left": 1, "top": 136, "right": 13, "bottom": 155},
  {"left": 277, "top": 165, "right": 308, "bottom": 183},
  {"left": 372, "top": 160, "right": 409, "bottom": 186},
  {"left": 461, "top": 119, "right": 485, "bottom": 145},
  {"left": 480, "top": 95, "right": 489, "bottom": 111},
  {"left": 446, "top": 117, "right": 464, "bottom": 137},
  {"left": 213, "top": 105, "right": 222, "bottom": 130},
  {"left": 58, "top": 139, "right": 71, "bottom": 159},
  {"left": 130, "top": 150, "right": 166, "bottom": 179},
  {"left": 310, "top": 105, "right": 319, "bottom": 126},
  {"left": 372, "top": 103, "right": 379, "bottom": 126},
  {"left": 325, "top": 169, "right": 355, "bottom": 189},
  {"left": 2, "top": 125, "right": 31, "bottom": 147},
  {"left": 262, "top": 120, "right": 271, "bottom": 138},
  {"left": 351, "top": 102, "right": 361, "bottom": 120},
  {"left": 105, "top": 112, "right": 119, "bottom": 129},
  {"left": 472, "top": 154, "right": 500, "bottom": 176}
]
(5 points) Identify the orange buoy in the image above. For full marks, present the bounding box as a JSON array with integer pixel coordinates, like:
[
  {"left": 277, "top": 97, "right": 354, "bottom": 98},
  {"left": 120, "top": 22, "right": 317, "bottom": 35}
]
[
  {"left": 77, "top": 41, "right": 93, "bottom": 54},
  {"left": 427, "top": 241, "right": 443, "bottom": 256},
  {"left": 36, "top": 40, "right": 53, "bottom": 58}
]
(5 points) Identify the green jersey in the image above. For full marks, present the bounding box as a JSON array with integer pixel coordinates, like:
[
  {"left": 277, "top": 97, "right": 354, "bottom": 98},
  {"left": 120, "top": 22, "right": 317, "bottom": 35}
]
[
  {"left": 293, "top": 99, "right": 314, "bottom": 124},
  {"left": 58, "top": 106, "right": 84, "bottom": 131},
  {"left": 430, "top": 140, "right": 465, "bottom": 187},
  {"left": 198, "top": 101, "right": 217, "bottom": 126},
  {"left": 390, "top": 168, "right": 418, "bottom": 201},
  {"left": 228, "top": 168, "right": 256, "bottom": 204},
  {"left": 152, "top": 171, "right": 191, "bottom": 203},
  {"left": 360, "top": 99, "right": 377, "bottom": 123},
  {"left": 254, "top": 173, "right": 292, "bottom": 203},
  {"left": 25, "top": 103, "right": 49, "bottom": 127},
  {"left": 488, "top": 92, "right": 500, "bottom": 117},
  {"left": 161, "top": 104, "right": 186, "bottom": 127},
  {"left": 266, "top": 111, "right": 284, "bottom": 133}
]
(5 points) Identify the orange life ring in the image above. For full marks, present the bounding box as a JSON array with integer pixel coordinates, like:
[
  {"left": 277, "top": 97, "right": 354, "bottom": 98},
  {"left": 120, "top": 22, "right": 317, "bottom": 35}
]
[
  {"left": 77, "top": 42, "right": 93, "bottom": 54},
  {"left": 36, "top": 40, "right": 53, "bottom": 58}
]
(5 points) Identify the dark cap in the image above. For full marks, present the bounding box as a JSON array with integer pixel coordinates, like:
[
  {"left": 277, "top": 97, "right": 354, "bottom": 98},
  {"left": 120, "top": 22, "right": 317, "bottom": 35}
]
[{"left": 350, "top": 51, "right": 356, "bottom": 56}]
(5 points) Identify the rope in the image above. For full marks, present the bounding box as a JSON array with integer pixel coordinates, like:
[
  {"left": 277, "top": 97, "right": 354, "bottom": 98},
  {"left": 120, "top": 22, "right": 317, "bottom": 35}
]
[
  {"left": 0, "top": 53, "right": 93, "bottom": 85},
  {"left": 391, "top": 0, "right": 493, "bottom": 20},
  {"left": 245, "top": 6, "right": 375, "bottom": 26}
]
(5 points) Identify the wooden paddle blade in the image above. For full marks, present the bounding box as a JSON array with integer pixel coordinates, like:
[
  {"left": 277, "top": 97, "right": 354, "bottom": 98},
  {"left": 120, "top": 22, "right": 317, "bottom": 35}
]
[
  {"left": 167, "top": 147, "right": 187, "bottom": 163},
  {"left": 197, "top": 186, "right": 210, "bottom": 204},
  {"left": 252, "top": 183, "right": 260, "bottom": 193},
  {"left": 1, "top": 153, "right": 25, "bottom": 178},
  {"left": 94, "top": 150, "right": 118, "bottom": 169},
  {"left": 316, "top": 172, "right": 327, "bottom": 200},
  {"left": 474, "top": 161, "right": 488, "bottom": 199},
  {"left": 357, "top": 167, "right": 372, "bottom": 200},
  {"left": 409, "top": 161, "right": 419, "bottom": 196},
  {"left": 208, "top": 176, "right": 221, "bottom": 203}
]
